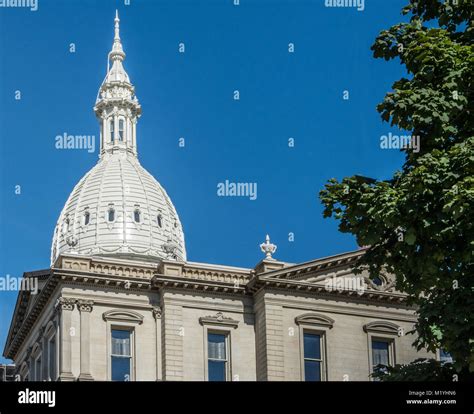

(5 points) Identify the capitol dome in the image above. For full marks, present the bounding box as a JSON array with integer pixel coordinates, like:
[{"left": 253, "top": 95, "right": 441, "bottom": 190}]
[{"left": 51, "top": 11, "right": 186, "bottom": 265}]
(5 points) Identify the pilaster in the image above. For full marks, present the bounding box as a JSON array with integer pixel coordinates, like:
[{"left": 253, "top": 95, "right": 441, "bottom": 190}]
[
  {"left": 55, "top": 298, "right": 76, "bottom": 381},
  {"left": 77, "top": 300, "right": 94, "bottom": 381}
]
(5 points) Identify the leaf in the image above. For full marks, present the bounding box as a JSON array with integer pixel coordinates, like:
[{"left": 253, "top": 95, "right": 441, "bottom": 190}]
[{"left": 405, "top": 231, "right": 416, "bottom": 246}]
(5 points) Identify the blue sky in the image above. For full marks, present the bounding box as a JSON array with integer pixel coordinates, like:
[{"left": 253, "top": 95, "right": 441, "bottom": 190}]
[{"left": 0, "top": 0, "right": 410, "bottom": 362}]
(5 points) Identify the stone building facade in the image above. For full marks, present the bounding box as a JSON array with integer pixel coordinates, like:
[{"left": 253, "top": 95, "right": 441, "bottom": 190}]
[
  {"left": 3, "top": 250, "right": 434, "bottom": 382},
  {"left": 3, "top": 11, "right": 433, "bottom": 381}
]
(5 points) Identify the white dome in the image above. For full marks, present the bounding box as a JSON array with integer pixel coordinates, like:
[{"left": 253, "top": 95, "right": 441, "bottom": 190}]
[
  {"left": 51, "top": 12, "right": 187, "bottom": 266},
  {"left": 51, "top": 152, "right": 186, "bottom": 264}
]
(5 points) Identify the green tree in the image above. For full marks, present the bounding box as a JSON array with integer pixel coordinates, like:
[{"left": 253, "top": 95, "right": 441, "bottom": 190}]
[
  {"left": 320, "top": 0, "right": 473, "bottom": 379},
  {"left": 371, "top": 359, "right": 456, "bottom": 382}
]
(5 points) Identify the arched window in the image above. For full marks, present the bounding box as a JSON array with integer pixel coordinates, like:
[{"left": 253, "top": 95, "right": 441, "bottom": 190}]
[
  {"left": 118, "top": 119, "right": 124, "bottom": 141},
  {"left": 108, "top": 208, "right": 115, "bottom": 222},
  {"left": 110, "top": 119, "right": 115, "bottom": 142},
  {"left": 157, "top": 214, "right": 163, "bottom": 228},
  {"left": 84, "top": 211, "right": 90, "bottom": 226},
  {"left": 134, "top": 210, "right": 140, "bottom": 223}
]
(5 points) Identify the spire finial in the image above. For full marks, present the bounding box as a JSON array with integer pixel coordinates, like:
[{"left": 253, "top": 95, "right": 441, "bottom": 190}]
[
  {"left": 260, "top": 234, "right": 277, "bottom": 260},
  {"left": 108, "top": 10, "right": 125, "bottom": 62},
  {"left": 114, "top": 10, "right": 120, "bottom": 40}
]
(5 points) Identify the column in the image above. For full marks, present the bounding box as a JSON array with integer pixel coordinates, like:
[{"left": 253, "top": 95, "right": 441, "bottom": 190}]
[
  {"left": 39, "top": 328, "right": 48, "bottom": 380},
  {"left": 132, "top": 118, "right": 137, "bottom": 153},
  {"left": 100, "top": 114, "right": 105, "bottom": 153},
  {"left": 56, "top": 298, "right": 76, "bottom": 381},
  {"left": 127, "top": 118, "right": 132, "bottom": 147},
  {"left": 77, "top": 300, "right": 94, "bottom": 381},
  {"left": 114, "top": 114, "right": 118, "bottom": 144},
  {"left": 24, "top": 346, "right": 33, "bottom": 381},
  {"left": 153, "top": 307, "right": 162, "bottom": 381}
]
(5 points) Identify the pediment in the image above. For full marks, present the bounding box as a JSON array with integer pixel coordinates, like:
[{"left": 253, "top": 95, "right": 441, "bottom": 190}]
[
  {"left": 363, "top": 321, "right": 400, "bottom": 335},
  {"left": 259, "top": 269, "right": 396, "bottom": 294},
  {"left": 102, "top": 309, "right": 144, "bottom": 324},
  {"left": 199, "top": 312, "right": 239, "bottom": 328},
  {"left": 295, "top": 313, "right": 334, "bottom": 328}
]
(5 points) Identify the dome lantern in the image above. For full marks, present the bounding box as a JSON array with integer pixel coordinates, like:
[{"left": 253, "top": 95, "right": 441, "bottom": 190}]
[{"left": 94, "top": 10, "right": 141, "bottom": 158}]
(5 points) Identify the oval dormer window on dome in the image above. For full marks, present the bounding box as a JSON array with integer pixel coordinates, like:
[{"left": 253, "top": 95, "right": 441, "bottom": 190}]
[
  {"left": 157, "top": 214, "right": 163, "bottom": 228},
  {"left": 108, "top": 208, "right": 115, "bottom": 222},
  {"left": 134, "top": 209, "right": 141, "bottom": 223},
  {"left": 109, "top": 119, "right": 115, "bottom": 142},
  {"left": 84, "top": 211, "right": 90, "bottom": 226},
  {"left": 373, "top": 276, "right": 383, "bottom": 286},
  {"left": 118, "top": 119, "right": 124, "bottom": 142}
]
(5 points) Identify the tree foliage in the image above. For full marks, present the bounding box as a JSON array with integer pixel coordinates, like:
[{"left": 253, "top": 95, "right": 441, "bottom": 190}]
[
  {"left": 319, "top": 0, "right": 473, "bottom": 378},
  {"left": 371, "top": 359, "right": 456, "bottom": 382}
]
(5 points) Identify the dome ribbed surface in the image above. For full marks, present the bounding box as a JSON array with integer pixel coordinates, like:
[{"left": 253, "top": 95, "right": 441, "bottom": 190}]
[{"left": 51, "top": 152, "right": 186, "bottom": 264}]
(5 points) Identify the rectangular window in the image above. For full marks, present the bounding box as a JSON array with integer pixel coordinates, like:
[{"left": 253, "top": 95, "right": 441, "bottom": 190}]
[
  {"left": 303, "top": 332, "right": 323, "bottom": 381},
  {"left": 118, "top": 119, "right": 124, "bottom": 141},
  {"left": 208, "top": 332, "right": 227, "bottom": 381},
  {"left": 372, "top": 339, "right": 391, "bottom": 374},
  {"left": 440, "top": 349, "right": 453, "bottom": 364},
  {"left": 111, "top": 329, "right": 132, "bottom": 381},
  {"left": 48, "top": 336, "right": 56, "bottom": 381},
  {"left": 110, "top": 119, "right": 115, "bottom": 142}
]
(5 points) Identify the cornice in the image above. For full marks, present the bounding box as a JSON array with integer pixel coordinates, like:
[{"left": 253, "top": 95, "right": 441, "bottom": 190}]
[
  {"left": 185, "top": 261, "right": 252, "bottom": 274},
  {"left": 54, "top": 268, "right": 152, "bottom": 292},
  {"left": 3, "top": 269, "right": 51, "bottom": 353},
  {"left": 254, "top": 248, "right": 367, "bottom": 281},
  {"left": 248, "top": 277, "right": 408, "bottom": 305},
  {"left": 4, "top": 273, "right": 59, "bottom": 360},
  {"left": 152, "top": 274, "right": 248, "bottom": 295}
]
